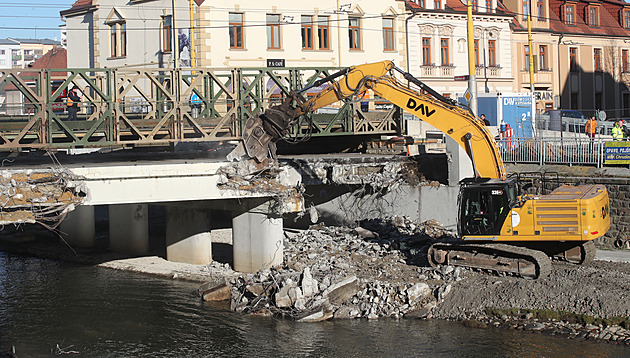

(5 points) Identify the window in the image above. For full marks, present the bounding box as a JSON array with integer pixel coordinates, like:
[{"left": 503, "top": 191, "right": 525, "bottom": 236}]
[
  {"left": 348, "top": 17, "right": 361, "bottom": 50},
  {"left": 524, "top": 45, "right": 530, "bottom": 70},
  {"left": 589, "top": 7, "right": 599, "bottom": 27},
  {"left": 488, "top": 40, "right": 496, "bottom": 66},
  {"left": 522, "top": 0, "right": 530, "bottom": 21},
  {"left": 485, "top": 0, "right": 492, "bottom": 12},
  {"left": 266, "top": 14, "right": 281, "bottom": 49},
  {"left": 594, "top": 48, "right": 601, "bottom": 71},
  {"left": 623, "top": 49, "right": 629, "bottom": 73},
  {"left": 440, "top": 38, "right": 450, "bottom": 66},
  {"left": 472, "top": 0, "right": 478, "bottom": 11},
  {"left": 422, "top": 37, "right": 431, "bottom": 65},
  {"left": 162, "top": 15, "right": 173, "bottom": 52},
  {"left": 0, "top": 50, "right": 4, "bottom": 55},
  {"left": 229, "top": 13, "right": 243, "bottom": 49},
  {"left": 624, "top": 10, "right": 630, "bottom": 29},
  {"left": 570, "top": 47, "right": 578, "bottom": 72},
  {"left": 539, "top": 45, "right": 548, "bottom": 70},
  {"left": 108, "top": 21, "right": 126, "bottom": 58},
  {"left": 318, "top": 16, "right": 330, "bottom": 50},
  {"left": 435, "top": 0, "right": 442, "bottom": 9},
  {"left": 301, "top": 15, "right": 313, "bottom": 50},
  {"left": 537, "top": 0, "right": 545, "bottom": 21},
  {"left": 474, "top": 39, "right": 479, "bottom": 66},
  {"left": 382, "top": 18, "right": 394, "bottom": 51},
  {"left": 418, "top": 0, "right": 425, "bottom": 8},
  {"left": 564, "top": 4, "right": 575, "bottom": 25}
]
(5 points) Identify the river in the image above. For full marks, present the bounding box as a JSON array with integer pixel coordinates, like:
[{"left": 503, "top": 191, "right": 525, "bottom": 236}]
[{"left": 0, "top": 252, "right": 628, "bottom": 358}]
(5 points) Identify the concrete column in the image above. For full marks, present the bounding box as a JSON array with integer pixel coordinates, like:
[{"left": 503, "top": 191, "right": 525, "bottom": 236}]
[
  {"left": 232, "top": 210, "right": 283, "bottom": 273},
  {"left": 109, "top": 204, "right": 149, "bottom": 255},
  {"left": 446, "top": 136, "right": 474, "bottom": 186},
  {"left": 165, "top": 206, "right": 212, "bottom": 265},
  {"left": 59, "top": 205, "right": 95, "bottom": 248}
]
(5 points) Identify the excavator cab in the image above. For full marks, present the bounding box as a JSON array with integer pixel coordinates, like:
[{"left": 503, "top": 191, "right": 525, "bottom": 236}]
[{"left": 458, "top": 178, "right": 518, "bottom": 237}]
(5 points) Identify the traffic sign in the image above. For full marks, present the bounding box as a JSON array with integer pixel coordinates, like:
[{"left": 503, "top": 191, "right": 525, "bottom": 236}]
[
  {"left": 464, "top": 88, "right": 473, "bottom": 103},
  {"left": 454, "top": 75, "right": 469, "bottom": 81}
]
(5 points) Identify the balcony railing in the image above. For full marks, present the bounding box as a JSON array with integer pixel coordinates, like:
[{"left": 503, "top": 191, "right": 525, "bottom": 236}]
[{"left": 420, "top": 64, "right": 435, "bottom": 76}]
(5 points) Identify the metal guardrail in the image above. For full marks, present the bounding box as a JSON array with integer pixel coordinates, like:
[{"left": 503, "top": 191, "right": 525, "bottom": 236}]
[{"left": 498, "top": 137, "right": 606, "bottom": 167}]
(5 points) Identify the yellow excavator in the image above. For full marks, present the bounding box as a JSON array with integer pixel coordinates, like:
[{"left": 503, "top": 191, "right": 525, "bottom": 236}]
[{"left": 228, "top": 61, "right": 611, "bottom": 279}]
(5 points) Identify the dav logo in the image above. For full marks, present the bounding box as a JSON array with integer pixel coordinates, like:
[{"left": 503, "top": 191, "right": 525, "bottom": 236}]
[{"left": 406, "top": 98, "right": 435, "bottom": 118}]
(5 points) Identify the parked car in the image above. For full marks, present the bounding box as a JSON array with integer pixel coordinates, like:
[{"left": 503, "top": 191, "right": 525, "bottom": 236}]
[{"left": 543, "top": 109, "right": 586, "bottom": 119}]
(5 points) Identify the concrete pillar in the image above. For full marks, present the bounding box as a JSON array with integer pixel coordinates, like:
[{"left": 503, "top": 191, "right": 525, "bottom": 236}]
[
  {"left": 165, "top": 206, "right": 212, "bottom": 265},
  {"left": 446, "top": 136, "right": 474, "bottom": 186},
  {"left": 109, "top": 204, "right": 149, "bottom": 255},
  {"left": 59, "top": 205, "right": 95, "bottom": 248},
  {"left": 232, "top": 210, "right": 283, "bottom": 273}
]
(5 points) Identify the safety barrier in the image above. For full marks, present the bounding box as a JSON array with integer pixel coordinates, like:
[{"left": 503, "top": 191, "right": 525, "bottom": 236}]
[{"left": 497, "top": 137, "right": 606, "bottom": 167}]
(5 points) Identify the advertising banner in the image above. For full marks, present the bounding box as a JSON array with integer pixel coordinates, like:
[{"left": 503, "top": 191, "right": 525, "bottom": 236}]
[{"left": 604, "top": 141, "right": 630, "bottom": 164}]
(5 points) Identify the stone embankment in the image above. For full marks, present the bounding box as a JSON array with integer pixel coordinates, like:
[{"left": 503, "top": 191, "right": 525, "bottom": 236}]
[{"left": 197, "top": 217, "right": 630, "bottom": 345}]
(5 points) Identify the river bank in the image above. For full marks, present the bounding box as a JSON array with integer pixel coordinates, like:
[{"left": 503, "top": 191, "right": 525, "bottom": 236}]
[{"left": 1, "top": 218, "right": 629, "bottom": 347}]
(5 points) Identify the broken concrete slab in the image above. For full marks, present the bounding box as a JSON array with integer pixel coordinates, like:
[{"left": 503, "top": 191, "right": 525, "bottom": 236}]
[
  {"left": 201, "top": 282, "right": 232, "bottom": 301},
  {"left": 323, "top": 276, "right": 359, "bottom": 305}
]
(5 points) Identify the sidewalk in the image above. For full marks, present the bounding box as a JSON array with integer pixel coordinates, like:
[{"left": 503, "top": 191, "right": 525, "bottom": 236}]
[{"left": 595, "top": 250, "right": 630, "bottom": 263}]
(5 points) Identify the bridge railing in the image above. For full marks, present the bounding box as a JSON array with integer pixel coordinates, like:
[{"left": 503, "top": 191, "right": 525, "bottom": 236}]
[{"left": 0, "top": 66, "right": 403, "bottom": 151}]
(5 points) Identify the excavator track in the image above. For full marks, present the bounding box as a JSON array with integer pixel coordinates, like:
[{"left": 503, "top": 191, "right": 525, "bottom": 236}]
[
  {"left": 551, "top": 240, "right": 596, "bottom": 265},
  {"left": 428, "top": 243, "right": 552, "bottom": 279}
]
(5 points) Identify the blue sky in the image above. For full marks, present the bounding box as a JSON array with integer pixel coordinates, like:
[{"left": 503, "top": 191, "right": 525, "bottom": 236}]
[{"left": 0, "top": 1, "right": 75, "bottom": 40}]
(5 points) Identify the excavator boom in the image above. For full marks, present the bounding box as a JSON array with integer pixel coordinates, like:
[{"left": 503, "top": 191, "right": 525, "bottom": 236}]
[{"left": 228, "top": 61, "right": 506, "bottom": 179}]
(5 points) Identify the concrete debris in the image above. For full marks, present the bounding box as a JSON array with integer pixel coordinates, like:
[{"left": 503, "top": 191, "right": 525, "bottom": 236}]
[
  {"left": 217, "top": 162, "right": 304, "bottom": 214},
  {"left": 207, "top": 217, "right": 463, "bottom": 322},
  {"left": 0, "top": 169, "right": 87, "bottom": 226}
]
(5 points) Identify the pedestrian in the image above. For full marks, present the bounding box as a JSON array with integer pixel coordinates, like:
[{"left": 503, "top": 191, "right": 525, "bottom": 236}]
[
  {"left": 480, "top": 113, "right": 490, "bottom": 126},
  {"left": 612, "top": 121, "right": 624, "bottom": 141},
  {"left": 67, "top": 87, "right": 81, "bottom": 121},
  {"left": 585, "top": 116, "right": 597, "bottom": 144}
]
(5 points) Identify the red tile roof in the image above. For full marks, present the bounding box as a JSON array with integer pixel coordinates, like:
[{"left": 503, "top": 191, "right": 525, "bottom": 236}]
[
  {"left": 547, "top": 0, "right": 630, "bottom": 37},
  {"left": 60, "top": 0, "right": 96, "bottom": 17}
]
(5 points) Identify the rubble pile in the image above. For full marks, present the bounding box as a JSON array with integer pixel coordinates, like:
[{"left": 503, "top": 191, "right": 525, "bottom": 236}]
[{"left": 209, "top": 218, "right": 467, "bottom": 322}]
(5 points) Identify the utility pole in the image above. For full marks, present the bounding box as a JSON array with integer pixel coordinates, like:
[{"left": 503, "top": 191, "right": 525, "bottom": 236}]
[
  {"left": 527, "top": 0, "right": 535, "bottom": 94},
  {"left": 466, "top": 0, "right": 478, "bottom": 116},
  {"left": 172, "top": 0, "right": 178, "bottom": 68},
  {"left": 189, "top": 0, "right": 196, "bottom": 68}
]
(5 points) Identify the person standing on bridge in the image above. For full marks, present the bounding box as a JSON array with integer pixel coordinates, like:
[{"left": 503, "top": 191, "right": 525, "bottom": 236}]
[{"left": 66, "top": 87, "right": 81, "bottom": 121}]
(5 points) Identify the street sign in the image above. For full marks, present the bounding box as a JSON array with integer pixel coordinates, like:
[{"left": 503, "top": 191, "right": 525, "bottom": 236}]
[
  {"left": 454, "top": 75, "right": 469, "bottom": 81},
  {"left": 267, "top": 59, "right": 285, "bottom": 67},
  {"left": 464, "top": 88, "right": 472, "bottom": 103}
]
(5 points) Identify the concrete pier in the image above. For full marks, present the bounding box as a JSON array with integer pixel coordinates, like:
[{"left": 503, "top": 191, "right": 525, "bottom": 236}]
[
  {"left": 59, "top": 205, "right": 95, "bottom": 248},
  {"left": 232, "top": 208, "right": 283, "bottom": 273},
  {"left": 109, "top": 204, "right": 150, "bottom": 255},
  {"left": 165, "top": 206, "right": 213, "bottom": 265}
]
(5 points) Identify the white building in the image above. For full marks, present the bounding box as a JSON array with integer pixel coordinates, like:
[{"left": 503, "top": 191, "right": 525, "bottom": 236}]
[
  {"left": 61, "top": 0, "right": 192, "bottom": 69},
  {"left": 0, "top": 39, "right": 19, "bottom": 69},
  {"left": 406, "top": 0, "right": 514, "bottom": 99},
  {"left": 61, "top": 0, "right": 409, "bottom": 69}
]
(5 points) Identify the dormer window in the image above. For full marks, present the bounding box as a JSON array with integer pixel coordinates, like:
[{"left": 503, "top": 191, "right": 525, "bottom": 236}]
[
  {"left": 588, "top": 5, "right": 600, "bottom": 27},
  {"left": 564, "top": 3, "right": 576, "bottom": 25},
  {"left": 623, "top": 9, "right": 630, "bottom": 29},
  {"left": 435, "top": 0, "right": 442, "bottom": 10}
]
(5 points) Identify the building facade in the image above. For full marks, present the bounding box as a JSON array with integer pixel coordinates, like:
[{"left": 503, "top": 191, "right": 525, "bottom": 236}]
[
  {"left": 0, "top": 38, "right": 60, "bottom": 69},
  {"left": 406, "top": 0, "right": 514, "bottom": 100},
  {"left": 504, "top": 0, "right": 630, "bottom": 116}
]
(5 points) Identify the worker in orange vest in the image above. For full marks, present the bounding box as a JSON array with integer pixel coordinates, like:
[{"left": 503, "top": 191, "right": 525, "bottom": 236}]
[{"left": 585, "top": 116, "right": 597, "bottom": 140}]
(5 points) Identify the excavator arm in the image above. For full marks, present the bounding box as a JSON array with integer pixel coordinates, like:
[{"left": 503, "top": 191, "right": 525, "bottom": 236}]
[{"left": 228, "top": 61, "right": 506, "bottom": 179}]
